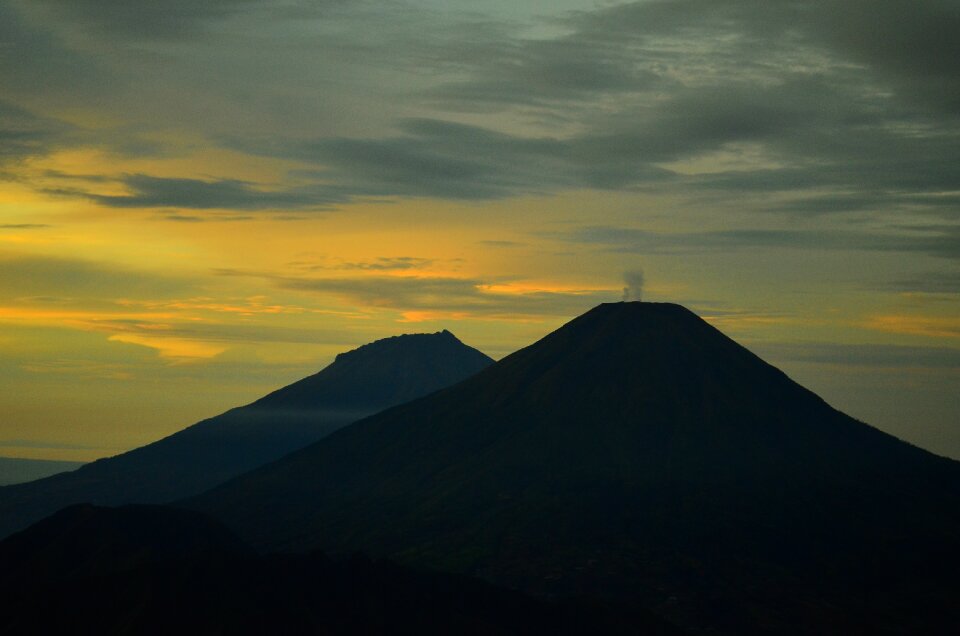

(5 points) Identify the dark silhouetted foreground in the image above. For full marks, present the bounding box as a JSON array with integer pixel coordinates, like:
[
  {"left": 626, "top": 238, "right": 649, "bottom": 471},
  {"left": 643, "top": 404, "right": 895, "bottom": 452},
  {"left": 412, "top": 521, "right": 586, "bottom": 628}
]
[{"left": 0, "top": 504, "right": 683, "bottom": 636}]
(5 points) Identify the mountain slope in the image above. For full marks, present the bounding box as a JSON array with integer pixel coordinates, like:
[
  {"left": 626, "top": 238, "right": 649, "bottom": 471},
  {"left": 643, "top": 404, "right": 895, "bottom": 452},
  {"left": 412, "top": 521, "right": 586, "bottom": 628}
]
[
  {"left": 0, "top": 457, "right": 85, "bottom": 486},
  {"left": 0, "top": 330, "right": 492, "bottom": 538},
  {"left": 187, "top": 302, "right": 960, "bottom": 634},
  {"left": 0, "top": 503, "right": 684, "bottom": 636}
]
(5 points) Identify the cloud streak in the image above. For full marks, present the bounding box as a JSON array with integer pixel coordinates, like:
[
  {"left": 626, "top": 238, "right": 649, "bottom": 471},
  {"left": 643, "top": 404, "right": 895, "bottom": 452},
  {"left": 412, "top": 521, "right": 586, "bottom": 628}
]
[
  {"left": 215, "top": 268, "right": 616, "bottom": 319},
  {"left": 558, "top": 225, "right": 960, "bottom": 261},
  {"left": 27, "top": 0, "right": 263, "bottom": 39},
  {"left": 0, "top": 100, "right": 72, "bottom": 164},
  {"left": 0, "top": 251, "right": 191, "bottom": 299},
  {"left": 49, "top": 174, "right": 347, "bottom": 211},
  {"left": 756, "top": 342, "right": 960, "bottom": 370}
]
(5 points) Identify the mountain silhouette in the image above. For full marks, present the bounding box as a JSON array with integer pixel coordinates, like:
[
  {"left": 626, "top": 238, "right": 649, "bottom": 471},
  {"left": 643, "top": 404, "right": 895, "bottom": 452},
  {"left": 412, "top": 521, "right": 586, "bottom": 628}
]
[
  {"left": 0, "top": 330, "right": 492, "bottom": 538},
  {"left": 0, "top": 457, "right": 85, "bottom": 486},
  {"left": 187, "top": 302, "right": 960, "bottom": 634},
  {"left": 0, "top": 503, "right": 684, "bottom": 636}
]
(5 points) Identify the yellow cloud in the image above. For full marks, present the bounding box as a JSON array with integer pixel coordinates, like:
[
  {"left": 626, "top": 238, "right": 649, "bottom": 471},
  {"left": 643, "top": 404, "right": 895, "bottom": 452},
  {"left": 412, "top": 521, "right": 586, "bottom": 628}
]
[
  {"left": 864, "top": 315, "right": 960, "bottom": 339},
  {"left": 0, "top": 306, "right": 227, "bottom": 361},
  {"left": 0, "top": 306, "right": 177, "bottom": 326},
  {"left": 477, "top": 282, "right": 607, "bottom": 295},
  {"left": 116, "top": 296, "right": 307, "bottom": 316},
  {"left": 108, "top": 334, "right": 227, "bottom": 362},
  {"left": 399, "top": 310, "right": 473, "bottom": 323}
]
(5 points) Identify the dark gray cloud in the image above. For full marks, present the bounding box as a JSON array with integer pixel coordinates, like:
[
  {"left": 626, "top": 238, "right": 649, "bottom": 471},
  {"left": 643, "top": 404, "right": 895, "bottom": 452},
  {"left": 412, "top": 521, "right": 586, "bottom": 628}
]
[
  {"left": 0, "top": 2, "right": 105, "bottom": 99},
  {"left": 0, "top": 100, "right": 71, "bottom": 164},
  {"left": 885, "top": 271, "right": 960, "bottom": 295},
  {"left": 236, "top": 67, "right": 959, "bottom": 207},
  {"left": 428, "top": 31, "right": 663, "bottom": 111},
  {"left": 559, "top": 225, "right": 960, "bottom": 261},
  {"left": 683, "top": 170, "right": 960, "bottom": 220},
  {"left": 51, "top": 174, "right": 348, "bottom": 210},
  {"left": 161, "top": 213, "right": 254, "bottom": 223},
  {"left": 0, "top": 224, "right": 50, "bottom": 229},
  {"left": 232, "top": 119, "right": 577, "bottom": 200},
  {"left": 808, "top": 1, "right": 960, "bottom": 114},
  {"left": 425, "top": 0, "right": 960, "bottom": 123},
  {"left": 284, "top": 256, "right": 435, "bottom": 273},
  {"left": 338, "top": 257, "right": 435, "bottom": 272},
  {"left": 2, "top": 0, "right": 958, "bottom": 216},
  {"left": 570, "top": 0, "right": 960, "bottom": 110},
  {"left": 232, "top": 114, "right": 695, "bottom": 200},
  {"left": 28, "top": 0, "right": 261, "bottom": 39},
  {"left": 378, "top": 1, "right": 960, "bottom": 207},
  {"left": 478, "top": 240, "right": 525, "bottom": 248}
]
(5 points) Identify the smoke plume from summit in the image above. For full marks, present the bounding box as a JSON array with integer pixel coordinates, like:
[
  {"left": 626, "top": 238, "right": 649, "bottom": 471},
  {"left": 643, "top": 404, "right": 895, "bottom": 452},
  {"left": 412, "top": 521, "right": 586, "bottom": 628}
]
[{"left": 622, "top": 269, "right": 644, "bottom": 302}]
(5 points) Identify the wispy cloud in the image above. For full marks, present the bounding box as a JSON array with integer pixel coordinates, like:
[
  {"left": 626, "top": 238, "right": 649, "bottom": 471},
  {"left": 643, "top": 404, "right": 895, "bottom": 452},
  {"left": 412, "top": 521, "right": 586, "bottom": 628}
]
[
  {"left": 21, "top": 358, "right": 134, "bottom": 380},
  {"left": 756, "top": 342, "right": 960, "bottom": 370},
  {"left": 555, "top": 225, "right": 960, "bottom": 261},
  {"left": 215, "top": 267, "right": 616, "bottom": 320},
  {"left": 864, "top": 314, "right": 960, "bottom": 339},
  {"left": 0, "top": 251, "right": 191, "bottom": 299},
  {"left": 287, "top": 256, "right": 436, "bottom": 272},
  {"left": 0, "top": 438, "right": 98, "bottom": 451},
  {"left": 0, "top": 99, "right": 73, "bottom": 164},
  {"left": 27, "top": 0, "right": 263, "bottom": 39},
  {"left": 107, "top": 333, "right": 228, "bottom": 362},
  {"left": 884, "top": 272, "right": 960, "bottom": 295},
  {"left": 48, "top": 174, "right": 347, "bottom": 211}
]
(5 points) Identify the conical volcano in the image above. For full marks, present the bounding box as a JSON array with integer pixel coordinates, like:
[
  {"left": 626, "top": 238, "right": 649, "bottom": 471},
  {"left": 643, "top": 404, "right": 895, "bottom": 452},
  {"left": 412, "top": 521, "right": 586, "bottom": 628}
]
[
  {"left": 188, "top": 302, "right": 960, "bottom": 634},
  {"left": 0, "top": 330, "right": 492, "bottom": 539}
]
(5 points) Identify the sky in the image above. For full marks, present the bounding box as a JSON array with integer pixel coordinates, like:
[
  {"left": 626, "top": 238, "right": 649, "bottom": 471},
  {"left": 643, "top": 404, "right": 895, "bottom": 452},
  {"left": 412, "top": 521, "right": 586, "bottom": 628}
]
[{"left": 0, "top": 0, "right": 958, "bottom": 462}]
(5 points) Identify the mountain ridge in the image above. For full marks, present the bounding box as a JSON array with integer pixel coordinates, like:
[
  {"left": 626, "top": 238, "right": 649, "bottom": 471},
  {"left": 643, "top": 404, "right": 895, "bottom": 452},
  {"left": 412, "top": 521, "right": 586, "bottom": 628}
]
[
  {"left": 0, "top": 457, "right": 86, "bottom": 486},
  {"left": 0, "top": 330, "right": 493, "bottom": 538}
]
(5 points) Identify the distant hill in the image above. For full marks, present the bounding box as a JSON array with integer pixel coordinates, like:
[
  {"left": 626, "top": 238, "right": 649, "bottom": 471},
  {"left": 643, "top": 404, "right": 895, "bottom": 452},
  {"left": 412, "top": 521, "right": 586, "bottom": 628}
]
[
  {"left": 0, "top": 457, "right": 85, "bottom": 486},
  {"left": 0, "top": 330, "right": 492, "bottom": 538},
  {"left": 187, "top": 302, "right": 960, "bottom": 634},
  {"left": 0, "top": 503, "right": 683, "bottom": 636}
]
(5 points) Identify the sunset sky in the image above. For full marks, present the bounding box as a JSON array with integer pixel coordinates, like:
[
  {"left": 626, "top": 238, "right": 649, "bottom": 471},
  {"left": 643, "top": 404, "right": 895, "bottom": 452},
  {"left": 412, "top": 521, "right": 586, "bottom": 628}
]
[{"left": 1, "top": 0, "right": 958, "bottom": 462}]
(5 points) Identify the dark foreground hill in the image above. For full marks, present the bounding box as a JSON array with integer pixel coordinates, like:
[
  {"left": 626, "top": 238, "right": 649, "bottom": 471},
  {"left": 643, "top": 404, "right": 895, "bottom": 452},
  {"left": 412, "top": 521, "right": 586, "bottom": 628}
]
[
  {"left": 187, "top": 302, "right": 960, "bottom": 635},
  {"left": 0, "top": 330, "right": 492, "bottom": 538},
  {"left": 0, "top": 504, "right": 683, "bottom": 636}
]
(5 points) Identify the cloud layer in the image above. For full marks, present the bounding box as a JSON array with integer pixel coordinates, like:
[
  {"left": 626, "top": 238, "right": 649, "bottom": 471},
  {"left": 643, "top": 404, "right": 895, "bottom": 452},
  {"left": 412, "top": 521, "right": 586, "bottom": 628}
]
[{"left": 1, "top": 0, "right": 956, "bottom": 219}]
